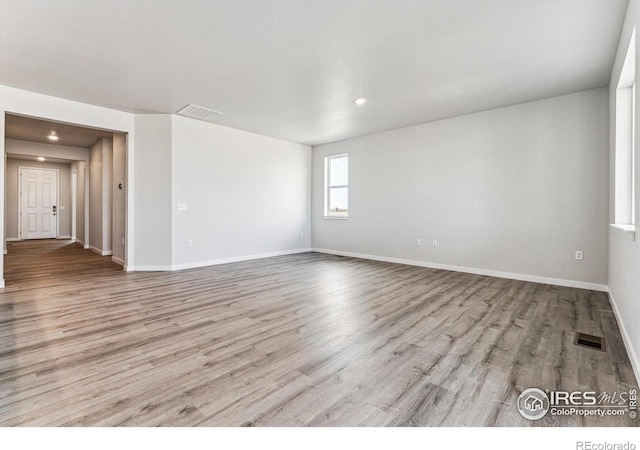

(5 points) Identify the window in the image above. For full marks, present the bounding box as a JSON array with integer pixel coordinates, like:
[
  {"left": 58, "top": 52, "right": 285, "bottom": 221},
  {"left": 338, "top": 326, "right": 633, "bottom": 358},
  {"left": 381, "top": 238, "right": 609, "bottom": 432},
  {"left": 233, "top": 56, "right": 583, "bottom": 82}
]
[
  {"left": 613, "top": 28, "right": 636, "bottom": 238},
  {"left": 324, "top": 154, "right": 348, "bottom": 218}
]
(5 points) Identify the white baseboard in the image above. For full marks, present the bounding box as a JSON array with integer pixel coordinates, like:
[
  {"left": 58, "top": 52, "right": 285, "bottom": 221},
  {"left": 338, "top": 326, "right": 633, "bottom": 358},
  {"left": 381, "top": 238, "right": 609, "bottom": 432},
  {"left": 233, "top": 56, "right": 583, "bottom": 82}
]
[
  {"left": 0, "top": 279, "right": 4, "bottom": 288},
  {"left": 57, "top": 236, "right": 72, "bottom": 240},
  {"left": 126, "top": 264, "right": 173, "bottom": 272},
  {"left": 5, "top": 238, "right": 20, "bottom": 242},
  {"left": 89, "top": 246, "right": 112, "bottom": 257},
  {"left": 311, "top": 248, "right": 608, "bottom": 292},
  {"left": 126, "top": 248, "right": 312, "bottom": 272},
  {"left": 608, "top": 290, "right": 640, "bottom": 387},
  {"left": 112, "top": 256, "right": 125, "bottom": 266},
  {"left": 3, "top": 250, "right": 6, "bottom": 255}
]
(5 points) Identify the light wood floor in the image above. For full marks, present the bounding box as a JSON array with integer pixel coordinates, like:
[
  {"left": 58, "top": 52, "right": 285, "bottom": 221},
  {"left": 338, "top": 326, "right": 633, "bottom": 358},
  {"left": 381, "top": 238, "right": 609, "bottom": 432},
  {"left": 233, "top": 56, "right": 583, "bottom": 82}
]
[{"left": 0, "top": 240, "right": 637, "bottom": 426}]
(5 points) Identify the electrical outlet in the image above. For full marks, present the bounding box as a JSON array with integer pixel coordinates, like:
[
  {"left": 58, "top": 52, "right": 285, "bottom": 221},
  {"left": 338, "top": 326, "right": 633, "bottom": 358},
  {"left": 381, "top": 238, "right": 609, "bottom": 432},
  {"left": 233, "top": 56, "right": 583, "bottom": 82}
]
[
  {"left": 432, "top": 240, "right": 438, "bottom": 248},
  {"left": 300, "top": 231, "right": 304, "bottom": 238},
  {"left": 122, "top": 237, "right": 125, "bottom": 245},
  {"left": 575, "top": 250, "right": 583, "bottom": 261},
  {"left": 416, "top": 238, "right": 422, "bottom": 246},
  {"left": 177, "top": 203, "right": 188, "bottom": 211},
  {"left": 187, "top": 239, "right": 193, "bottom": 247}
]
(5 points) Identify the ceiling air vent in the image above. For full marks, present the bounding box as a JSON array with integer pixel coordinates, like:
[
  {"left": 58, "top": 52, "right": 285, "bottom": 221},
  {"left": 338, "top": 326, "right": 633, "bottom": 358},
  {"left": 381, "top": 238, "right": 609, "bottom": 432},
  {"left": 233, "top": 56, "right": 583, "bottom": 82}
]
[{"left": 176, "top": 104, "right": 223, "bottom": 123}]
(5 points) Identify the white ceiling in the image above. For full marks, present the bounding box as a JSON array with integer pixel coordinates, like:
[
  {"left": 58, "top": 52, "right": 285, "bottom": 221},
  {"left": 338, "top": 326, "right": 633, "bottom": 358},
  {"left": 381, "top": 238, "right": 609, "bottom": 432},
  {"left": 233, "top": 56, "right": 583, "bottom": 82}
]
[
  {"left": 5, "top": 114, "right": 114, "bottom": 148},
  {"left": 0, "top": 0, "right": 628, "bottom": 146}
]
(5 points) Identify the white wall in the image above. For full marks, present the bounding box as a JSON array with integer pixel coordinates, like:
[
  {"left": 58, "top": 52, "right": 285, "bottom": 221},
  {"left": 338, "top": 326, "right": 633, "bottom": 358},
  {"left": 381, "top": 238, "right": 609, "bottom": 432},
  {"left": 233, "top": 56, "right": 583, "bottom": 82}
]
[
  {"left": 71, "top": 160, "right": 79, "bottom": 239},
  {"left": 5, "top": 139, "right": 89, "bottom": 162},
  {"left": 312, "top": 88, "right": 609, "bottom": 289},
  {"left": 71, "top": 160, "right": 87, "bottom": 245},
  {"left": 112, "top": 133, "right": 126, "bottom": 263},
  {"left": 171, "top": 115, "right": 311, "bottom": 268},
  {"left": 88, "top": 137, "right": 113, "bottom": 254},
  {"left": 102, "top": 138, "right": 113, "bottom": 253},
  {"left": 609, "top": 0, "right": 640, "bottom": 384},
  {"left": 133, "top": 114, "right": 172, "bottom": 268},
  {"left": 5, "top": 158, "right": 72, "bottom": 239},
  {"left": 89, "top": 139, "right": 104, "bottom": 251}
]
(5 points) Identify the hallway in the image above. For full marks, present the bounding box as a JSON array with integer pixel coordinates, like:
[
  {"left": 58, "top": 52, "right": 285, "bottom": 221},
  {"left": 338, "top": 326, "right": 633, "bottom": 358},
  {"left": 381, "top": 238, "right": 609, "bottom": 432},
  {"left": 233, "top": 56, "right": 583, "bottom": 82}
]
[{"left": 3, "top": 240, "right": 122, "bottom": 288}]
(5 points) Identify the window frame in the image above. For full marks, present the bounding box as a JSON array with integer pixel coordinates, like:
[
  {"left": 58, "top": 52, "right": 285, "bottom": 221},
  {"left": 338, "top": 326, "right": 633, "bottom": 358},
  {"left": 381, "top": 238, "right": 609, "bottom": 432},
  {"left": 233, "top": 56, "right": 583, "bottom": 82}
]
[
  {"left": 324, "top": 154, "right": 349, "bottom": 219},
  {"left": 612, "top": 28, "right": 637, "bottom": 240}
]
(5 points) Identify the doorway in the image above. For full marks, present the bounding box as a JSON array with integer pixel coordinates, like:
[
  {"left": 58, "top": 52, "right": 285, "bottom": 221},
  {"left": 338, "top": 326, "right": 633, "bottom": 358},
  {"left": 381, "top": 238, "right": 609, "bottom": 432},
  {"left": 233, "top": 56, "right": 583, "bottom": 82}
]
[
  {"left": 3, "top": 113, "right": 130, "bottom": 286},
  {"left": 18, "top": 167, "right": 59, "bottom": 240}
]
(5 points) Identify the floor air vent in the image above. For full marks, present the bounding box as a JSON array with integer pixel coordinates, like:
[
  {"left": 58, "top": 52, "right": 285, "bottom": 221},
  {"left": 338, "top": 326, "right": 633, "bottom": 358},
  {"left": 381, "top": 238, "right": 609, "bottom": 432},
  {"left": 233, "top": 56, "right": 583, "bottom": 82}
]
[
  {"left": 574, "top": 332, "right": 605, "bottom": 352},
  {"left": 176, "top": 104, "right": 223, "bottom": 123}
]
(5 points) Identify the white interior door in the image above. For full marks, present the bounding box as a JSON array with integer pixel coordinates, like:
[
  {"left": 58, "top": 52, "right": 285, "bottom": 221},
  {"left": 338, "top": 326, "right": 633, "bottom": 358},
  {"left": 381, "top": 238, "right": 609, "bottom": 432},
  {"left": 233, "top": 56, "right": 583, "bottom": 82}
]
[{"left": 20, "top": 167, "right": 58, "bottom": 240}]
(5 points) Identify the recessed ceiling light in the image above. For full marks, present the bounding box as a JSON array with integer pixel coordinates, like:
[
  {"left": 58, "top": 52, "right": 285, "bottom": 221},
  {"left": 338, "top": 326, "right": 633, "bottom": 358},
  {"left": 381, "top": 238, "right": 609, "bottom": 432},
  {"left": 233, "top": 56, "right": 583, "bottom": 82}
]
[
  {"left": 37, "top": 157, "right": 45, "bottom": 162},
  {"left": 48, "top": 132, "right": 58, "bottom": 141},
  {"left": 354, "top": 97, "right": 367, "bottom": 106}
]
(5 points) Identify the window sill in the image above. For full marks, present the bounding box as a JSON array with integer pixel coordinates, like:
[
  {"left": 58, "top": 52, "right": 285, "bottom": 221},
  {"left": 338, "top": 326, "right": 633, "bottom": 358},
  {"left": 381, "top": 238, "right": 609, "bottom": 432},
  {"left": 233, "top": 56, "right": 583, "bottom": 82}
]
[
  {"left": 610, "top": 224, "right": 637, "bottom": 241},
  {"left": 323, "top": 215, "right": 349, "bottom": 220}
]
